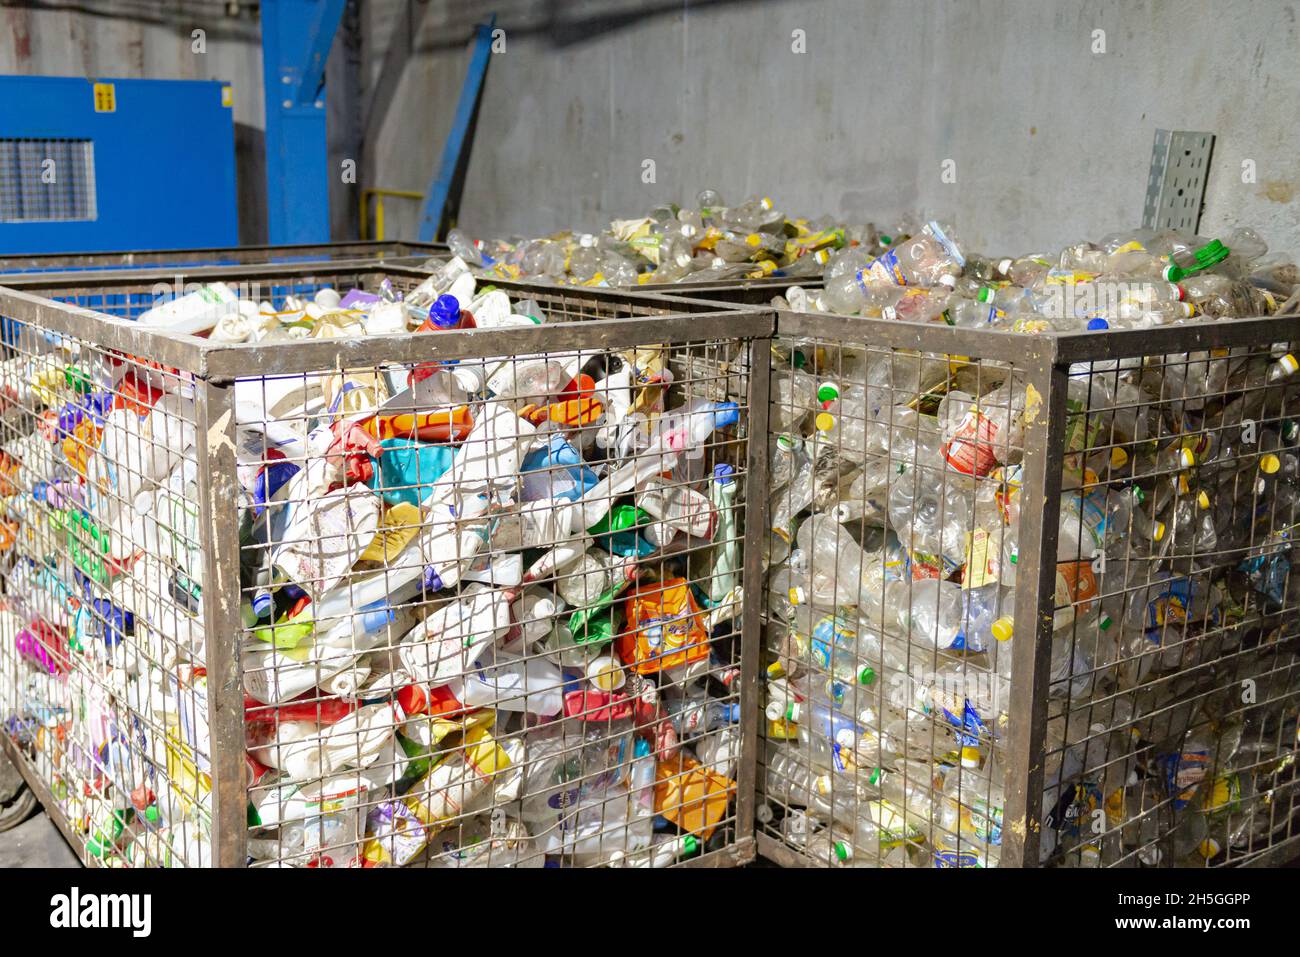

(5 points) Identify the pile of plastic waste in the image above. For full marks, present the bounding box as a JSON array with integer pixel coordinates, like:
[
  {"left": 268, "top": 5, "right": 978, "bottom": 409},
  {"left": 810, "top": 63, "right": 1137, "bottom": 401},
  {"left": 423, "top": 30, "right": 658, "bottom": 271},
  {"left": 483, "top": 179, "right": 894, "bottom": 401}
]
[
  {"left": 0, "top": 259, "right": 746, "bottom": 867},
  {"left": 760, "top": 222, "right": 1300, "bottom": 867},
  {"left": 442, "top": 191, "right": 898, "bottom": 287}
]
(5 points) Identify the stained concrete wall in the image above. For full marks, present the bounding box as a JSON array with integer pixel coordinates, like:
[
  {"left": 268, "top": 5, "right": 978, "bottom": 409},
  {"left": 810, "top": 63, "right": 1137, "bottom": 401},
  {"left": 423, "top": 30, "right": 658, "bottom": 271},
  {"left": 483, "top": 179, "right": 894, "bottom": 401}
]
[
  {"left": 3, "top": 1, "right": 1297, "bottom": 256},
  {"left": 373, "top": 0, "right": 1300, "bottom": 257}
]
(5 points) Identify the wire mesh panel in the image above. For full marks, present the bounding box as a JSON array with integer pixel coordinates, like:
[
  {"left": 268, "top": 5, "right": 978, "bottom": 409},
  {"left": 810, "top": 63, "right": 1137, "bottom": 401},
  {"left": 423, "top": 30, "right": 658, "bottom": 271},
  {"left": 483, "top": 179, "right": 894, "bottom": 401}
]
[
  {"left": 755, "top": 316, "right": 1038, "bottom": 868},
  {"left": 0, "top": 323, "right": 210, "bottom": 866},
  {"left": 756, "top": 310, "right": 1300, "bottom": 869},
  {"left": 0, "top": 242, "right": 446, "bottom": 277},
  {"left": 1043, "top": 331, "right": 1300, "bottom": 868},
  {"left": 0, "top": 265, "right": 767, "bottom": 867}
]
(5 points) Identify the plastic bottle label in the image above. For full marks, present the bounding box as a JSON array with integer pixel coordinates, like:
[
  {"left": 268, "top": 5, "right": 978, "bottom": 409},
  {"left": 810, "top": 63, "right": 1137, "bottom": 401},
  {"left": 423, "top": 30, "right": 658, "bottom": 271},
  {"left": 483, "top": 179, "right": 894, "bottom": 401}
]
[
  {"left": 932, "top": 849, "right": 983, "bottom": 868},
  {"left": 870, "top": 799, "right": 924, "bottom": 847},
  {"left": 808, "top": 614, "right": 856, "bottom": 670},
  {"left": 858, "top": 249, "right": 907, "bottom": 288},
  {"left": 943, "top": 410, "right": 1001, "bottom": 477},
  {"left": 963, "top": 530, "right": 998, "bottom": 589}
]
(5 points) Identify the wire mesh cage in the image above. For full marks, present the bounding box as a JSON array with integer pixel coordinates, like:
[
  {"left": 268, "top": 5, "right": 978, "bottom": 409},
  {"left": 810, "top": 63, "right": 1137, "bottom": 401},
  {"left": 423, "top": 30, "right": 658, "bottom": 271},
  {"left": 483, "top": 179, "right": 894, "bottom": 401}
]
[
  {"left": 0, "top": 263, "right": 769, "bottom": 868},
  {"left": 756, "top": 309, "right": 1300, "bottom": 869},
  {"left": 0, "top": 241, "right": 446, "bottom": 278}
]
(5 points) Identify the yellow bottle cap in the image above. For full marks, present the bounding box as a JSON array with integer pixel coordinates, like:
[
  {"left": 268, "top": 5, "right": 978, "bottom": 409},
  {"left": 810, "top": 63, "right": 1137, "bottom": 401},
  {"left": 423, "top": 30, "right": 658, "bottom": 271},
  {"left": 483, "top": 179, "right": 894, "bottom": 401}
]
[
  {"left": 960, "top": 746, "right": 982, "bottom": 768},
  {"left": 766, "top": 661, "right": 785, "bottom": 679},
  {"left": 815, "top": 412, "right": 835, "bottom": 432},
  {"left": 1109, "top": 447, "right": 1129, "bottom": 469},
  {"left": 745, "top": 233, "right": 762, "bottom": 248},
  {"left": 788, "top": 586, "right": 806, "bottom": 606},
  {"left": 1260, "top": 453, "right": 1281, "bottom": 474},
  {"left": 1278, "top": 354, "right": 1298, "bottom": 375},
  {"left": 1196, "top": 490, "right": 1210, "bottom": 510},
  {"left": 1199, "top": 838, "right": 1221, "bottom": 860},
  {"left": 991, "top": 617, "right": 1015, "bottom": 642},
  {"left": 1152, "top": 521, "right": 1166, "bottom": 542},
  {"left": 1178, "top": 447, "right": 1196, "bottom": 468}
]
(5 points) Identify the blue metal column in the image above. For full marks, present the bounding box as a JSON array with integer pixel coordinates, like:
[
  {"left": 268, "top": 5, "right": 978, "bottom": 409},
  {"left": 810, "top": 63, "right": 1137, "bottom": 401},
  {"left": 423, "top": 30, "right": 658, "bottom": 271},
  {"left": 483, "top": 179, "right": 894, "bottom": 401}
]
[
  {"left": 418, "top": 17, "right": 496, "bottom": 242},
  {"left": 261, "top": 0, "right": 346, "bottom": 244}
]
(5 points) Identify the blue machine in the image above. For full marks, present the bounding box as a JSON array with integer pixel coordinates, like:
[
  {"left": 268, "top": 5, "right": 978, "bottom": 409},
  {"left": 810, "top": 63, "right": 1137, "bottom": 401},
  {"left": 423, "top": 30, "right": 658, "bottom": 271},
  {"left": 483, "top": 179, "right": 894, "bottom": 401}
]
[{"left": 0, "top": 76, "right": 238, "bottom": 254}]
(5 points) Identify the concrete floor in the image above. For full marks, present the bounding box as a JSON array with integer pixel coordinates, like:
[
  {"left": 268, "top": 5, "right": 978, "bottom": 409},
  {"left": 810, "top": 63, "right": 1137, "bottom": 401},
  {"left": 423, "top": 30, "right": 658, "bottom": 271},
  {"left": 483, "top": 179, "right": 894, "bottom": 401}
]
[{"left": 0, "top": 809, "right": 81, "bottom": 868}]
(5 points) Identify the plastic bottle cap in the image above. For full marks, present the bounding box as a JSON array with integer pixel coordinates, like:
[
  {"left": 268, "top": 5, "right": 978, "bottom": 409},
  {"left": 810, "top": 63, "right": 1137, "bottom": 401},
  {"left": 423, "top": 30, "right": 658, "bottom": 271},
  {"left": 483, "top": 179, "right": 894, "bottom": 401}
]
[
  {"left": 1277, "top": 354, "right": 1299, "bottom": 376},
  {"left": 776, "top": 433, "right": 799, "bottom": 453},
  {"left": 977, "top": 287, "right": 994, "bottom": 303},
  {"left": 144, "top": 805, "right": 161, "bottom": 824},
  {"left": 788, "top": 586, "right": 806, "bottom": 606},
  {"left": 879, "top": 235, "right": 892, "bottom": 246},
  {"left": 817, "top": 382, "right": 840, "bottom": 403},
  {"left": 786, "top": 701, "right": 803, "bottom": 723},
  {"left": 586, "top": 655, "right": 626, "bottom": 692},
  {"left": 813, "top": 774, "right": 833, "bottom": 796},
  {"left": 814, "top": 412, "right": 835, "bottom": 432},
  {"left": 1098, "top": 614, "right": 1113, "bottom": 631},
  {"left": 430, "top": 294, "right": 461, "bottom": 328},
  {"left": 766, "top": 661, "right": 785, "bottom": 680},
  {"left": 712, "top": 463, "right": 736, "bottom": 484},
  {"left": 745, "top": 233, "right": 762, "bottom": 248},
  {"left": 1178, "top": 447, "right": 1196, "bottom": 468},
  {"left": 1260, "top": 454, "right": 1281, "bottom": 474},
  {"left": 960, "top": 746, "right": 982, "bottom": 768},
  {"left": 1152, "top": 521, "right": 1166, "bottom": 542},
  {"left": 1179, "top": 302, "right": 1195, "bottom": 318},
  {"left": 858, "top": 666, "right": 876, "bottom": 685},
  {"left": 1109, "top": 447, "right": 1128, "bottom": 468},
  {"left": 937, "top": 273, "right": 958, "bottom": 289},
  {"left": 1199, "top": 838, "right": 1221, "bottom": 860},
  {"left": 1197, "top": 490, "right": 1210, "bottom": 510},
  {"left": 1086, "top": 317, "right": 1109, "bottom": 331},
  {"left": 1170, "top": 283, "right": 1186, "bottom": 301},
  {"left": 991, "top": 617, "right": 1015, "bottom": 642},
  {"left": 682, "top": 835, "right": 700, "bottom": 856},
  {"left": 764, "top": 699, "right": 786, "bottom": 721},
  {"left": 834, "top": 841, "right": 853, "bottom": 862}
]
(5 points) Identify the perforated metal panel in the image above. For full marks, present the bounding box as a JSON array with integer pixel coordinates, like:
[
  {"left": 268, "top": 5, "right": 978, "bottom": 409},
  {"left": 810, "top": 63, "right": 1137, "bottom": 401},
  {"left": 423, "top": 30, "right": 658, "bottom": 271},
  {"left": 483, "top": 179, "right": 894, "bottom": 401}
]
[{"left": 1142, "top": 130, "right": 1216, "bottom": 233}]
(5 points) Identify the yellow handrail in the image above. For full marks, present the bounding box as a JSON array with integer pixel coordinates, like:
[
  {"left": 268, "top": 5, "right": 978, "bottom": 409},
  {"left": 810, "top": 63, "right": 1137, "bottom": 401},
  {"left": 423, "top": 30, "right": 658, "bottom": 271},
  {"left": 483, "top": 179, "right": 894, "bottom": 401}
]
[{"left": 359, "top": 188, "right": 425, "bottom": 241}]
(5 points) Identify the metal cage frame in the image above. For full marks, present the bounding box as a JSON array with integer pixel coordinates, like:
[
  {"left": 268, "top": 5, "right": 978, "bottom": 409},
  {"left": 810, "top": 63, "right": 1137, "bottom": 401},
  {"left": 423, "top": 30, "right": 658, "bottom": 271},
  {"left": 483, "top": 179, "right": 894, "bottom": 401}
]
[{"left": 0, "top": 262, "right": 772, "bottom": 867}]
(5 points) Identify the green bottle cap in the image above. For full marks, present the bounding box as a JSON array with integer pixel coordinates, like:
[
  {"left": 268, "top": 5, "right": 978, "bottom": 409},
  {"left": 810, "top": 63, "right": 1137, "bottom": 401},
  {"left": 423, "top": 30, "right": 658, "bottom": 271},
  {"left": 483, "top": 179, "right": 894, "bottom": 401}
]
[{"left": 682, "top": 835, "right": 699, "bottom": 856}]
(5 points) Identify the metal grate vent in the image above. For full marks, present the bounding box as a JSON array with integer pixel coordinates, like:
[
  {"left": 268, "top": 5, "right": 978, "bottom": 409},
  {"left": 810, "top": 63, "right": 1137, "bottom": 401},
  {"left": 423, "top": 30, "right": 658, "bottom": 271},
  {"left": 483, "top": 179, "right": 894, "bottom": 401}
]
[{"left": 0, "top": 138, "right": 98, "bottom": 223}]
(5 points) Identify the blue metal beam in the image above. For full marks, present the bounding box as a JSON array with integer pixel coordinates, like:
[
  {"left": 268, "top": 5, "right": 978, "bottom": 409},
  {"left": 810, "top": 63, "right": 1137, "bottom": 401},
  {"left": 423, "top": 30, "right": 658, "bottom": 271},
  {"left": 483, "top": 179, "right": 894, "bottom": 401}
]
[
  {"left": 261, "top": 0, "right": 346, "bottom": 244},
  {"left": 418, "top": 16, "right": 496, "bottom": 243}
]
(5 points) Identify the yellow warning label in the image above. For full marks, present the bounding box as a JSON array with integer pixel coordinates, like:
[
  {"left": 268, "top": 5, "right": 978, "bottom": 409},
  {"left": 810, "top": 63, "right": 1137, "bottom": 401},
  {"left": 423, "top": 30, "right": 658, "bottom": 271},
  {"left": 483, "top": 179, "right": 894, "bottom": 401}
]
[
  {"left": 221, "top": 85, "right": 234, "bottom": 108},
  {"left": 93, "top": 82, "right": 116, "bottom": 113}
]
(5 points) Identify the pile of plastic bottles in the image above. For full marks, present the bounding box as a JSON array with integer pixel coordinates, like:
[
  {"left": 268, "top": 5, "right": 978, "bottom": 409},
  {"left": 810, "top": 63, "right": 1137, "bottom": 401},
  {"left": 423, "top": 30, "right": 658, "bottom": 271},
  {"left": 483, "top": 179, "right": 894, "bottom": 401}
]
[
  {"left": 442, "top": 190, "right": 896, "bottom": 287},
  {"left": 760, "top": 222, "right": 1300, "bottom": 867},
  {"left": 0, "top": 259, "right": 747, "bottom": 867},
  {"left": 790, "top": 221, "right": 1299, "bottom": 329}
]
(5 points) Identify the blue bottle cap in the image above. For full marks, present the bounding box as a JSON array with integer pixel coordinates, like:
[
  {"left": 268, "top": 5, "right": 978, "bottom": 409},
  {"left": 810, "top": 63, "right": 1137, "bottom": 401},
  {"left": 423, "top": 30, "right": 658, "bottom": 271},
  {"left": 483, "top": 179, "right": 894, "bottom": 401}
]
[
  {"left": 430, "top": 294, "right": 461, "bottom": 328},
  {"left": 1086, "top": 317, "right": 1109, "bottom": 331},
  {"left": 712, "top": 463, "right": 735, "bottom": 484}
]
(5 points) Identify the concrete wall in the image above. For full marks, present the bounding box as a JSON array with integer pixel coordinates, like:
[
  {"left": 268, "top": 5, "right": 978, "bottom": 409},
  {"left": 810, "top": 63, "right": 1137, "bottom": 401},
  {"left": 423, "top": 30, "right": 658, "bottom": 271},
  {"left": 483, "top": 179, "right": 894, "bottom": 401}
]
[
  {"left": 3, "top": 1, "right": 1296, "bottom": 256},
  {"left": 372, "top": 0, "right": 1300, "bottom": 257}
]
